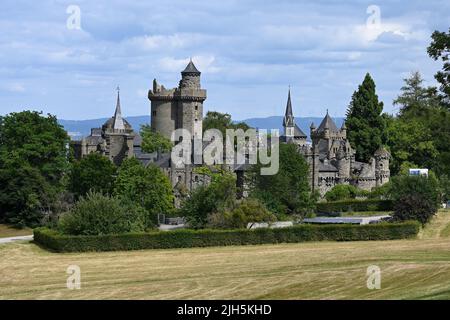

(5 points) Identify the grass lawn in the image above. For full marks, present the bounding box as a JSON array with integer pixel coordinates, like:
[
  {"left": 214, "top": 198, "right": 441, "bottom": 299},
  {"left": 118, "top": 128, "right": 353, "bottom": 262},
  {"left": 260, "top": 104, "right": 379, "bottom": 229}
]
[
  {"left": 0, "top": 209, "right": 450, "bottom": 300},
  {"left": 0, "top": 224, "right": 32, "bottom": 238}
]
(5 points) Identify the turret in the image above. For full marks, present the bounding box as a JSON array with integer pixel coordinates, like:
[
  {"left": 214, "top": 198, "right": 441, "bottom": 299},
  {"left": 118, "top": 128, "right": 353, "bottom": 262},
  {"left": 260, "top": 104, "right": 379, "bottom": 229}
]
[
  {"left": 179, "top": 59, "right": 201, "bottom": 89},
  {"left": 340, "top": 121, "right": 347, "bottom": 139}
]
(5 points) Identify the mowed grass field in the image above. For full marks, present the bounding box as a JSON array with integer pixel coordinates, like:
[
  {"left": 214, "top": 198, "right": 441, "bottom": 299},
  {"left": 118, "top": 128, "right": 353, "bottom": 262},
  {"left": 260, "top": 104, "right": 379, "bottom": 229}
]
[{"left": 1, "top": 209, "right": 450, "bottom": 300}]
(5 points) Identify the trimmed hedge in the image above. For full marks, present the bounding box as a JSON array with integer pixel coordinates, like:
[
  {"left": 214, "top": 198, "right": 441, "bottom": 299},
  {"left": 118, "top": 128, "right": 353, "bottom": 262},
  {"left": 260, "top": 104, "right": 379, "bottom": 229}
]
[
  {"left": 34, "top": 221, "right": 420, "bottom": 252},
  {"left": 316, "top": 199, "right": 394, "bottom": 213}
]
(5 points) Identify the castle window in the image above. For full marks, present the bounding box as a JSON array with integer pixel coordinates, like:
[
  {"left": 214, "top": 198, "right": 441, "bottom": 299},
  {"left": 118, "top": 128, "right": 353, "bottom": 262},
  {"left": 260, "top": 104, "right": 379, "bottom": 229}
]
[
  {"left": 195, "top": 105, "right": 198, "bottom": 111},
  {"left": 195, "top": 118, "right": 198, "bottom": 122},
  {"left": 152, "top": 111, "right": 156, "bottom": 116},
  {"left": 194, "top": 176, "right": 199, "bottom": 182}
]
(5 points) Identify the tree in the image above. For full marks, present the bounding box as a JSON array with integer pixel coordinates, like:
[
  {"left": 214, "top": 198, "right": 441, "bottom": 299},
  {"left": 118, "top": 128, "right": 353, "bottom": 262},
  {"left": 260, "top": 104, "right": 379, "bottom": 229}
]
[
  {"left": 181, "top": 170, "right": 237, "bottom": 229},
  {"left": 69, "top": 153, "right": 117, "bottom": 198},
  {"left": 206, "top": 198, "right": 276, "bottom": 229},
  {"left": 385, "top": 115, "right": 438, "bottom": 175},
  {"left": 346, "top": 73, "right": 386, "bottom": 162},
  {"left": 427, "top": 28, "right": 450, "bottom": 108},
  {"left": 393, "top": 71, "right": 440, "bottom": 118},
  {"left": 114, "top": 158, "right": 174, "bottom": 226},
  {"left": 387, "top": 72, "right": 450, "bottom": 176},
  {"left": 57, "top": 191, "right": 146, "bottom": 236},
  {"left": 0, "top": 111, "right": 69, "bottom": 227},
  {"left": 249, "top": 143, "right": 314, "bottom": 216},
  {"left": 203, "top": 111, "right": 250, "bottom": 136},
  {"left": 390, "top": 174, "right": 440, "bottom": 225},
  {"left": 324, "top": 185, "right": 359, "bottom": 202},
  {"left": 140, "top": 124, "right": 172, "bottom": 153}
]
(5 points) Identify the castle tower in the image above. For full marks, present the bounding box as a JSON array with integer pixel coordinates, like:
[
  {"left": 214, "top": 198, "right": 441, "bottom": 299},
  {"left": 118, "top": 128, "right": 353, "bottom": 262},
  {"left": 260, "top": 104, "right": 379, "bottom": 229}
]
[
  {"left": 283, "top": 89, "right": 295, "bottom": 138},
  {"left": 149, "top": 59, "right": 206, "bottom": 140},
  {"left": 177, "top": 59, "right": 206, "bottom": 139},
  {"left": 280, "top": 88, "right": 307, "bottom": 145},
  {"left": 374, "top": 146, "right": 391, "bottom": 187},
  {"left": 102, "top": 87, "right": 135, "bottom": 165},
  {"left": 336, "top": 143, "right": 350, "bottom": 180}
]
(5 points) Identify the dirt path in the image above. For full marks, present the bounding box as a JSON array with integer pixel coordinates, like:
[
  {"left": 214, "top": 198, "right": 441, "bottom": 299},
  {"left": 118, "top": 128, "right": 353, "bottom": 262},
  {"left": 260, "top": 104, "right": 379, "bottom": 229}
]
[{"left": 418, "top": 209, "right": 450, "bottom": 239}]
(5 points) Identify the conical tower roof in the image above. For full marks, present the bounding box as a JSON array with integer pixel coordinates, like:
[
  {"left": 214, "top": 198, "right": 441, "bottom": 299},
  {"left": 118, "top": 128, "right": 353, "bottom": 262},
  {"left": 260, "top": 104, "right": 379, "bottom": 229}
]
[
  {"left": 112, "top": 87, "right": 125, "bottom": 130},
  {"left": 317, "top": 109, "right": 339, "bottom": 133},
  {"left": 181, "top": 59, "right": 201, "bottom": 74}
]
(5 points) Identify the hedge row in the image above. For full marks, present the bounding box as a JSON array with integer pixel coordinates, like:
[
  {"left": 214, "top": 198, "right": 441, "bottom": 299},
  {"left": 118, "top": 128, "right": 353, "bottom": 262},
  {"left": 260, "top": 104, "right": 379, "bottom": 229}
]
[
  {"left": 34, "top": 221, "right": 419, "bottom": 252},
  {"left": 316, "top": 199, "right": 394, "bottom": 213}
]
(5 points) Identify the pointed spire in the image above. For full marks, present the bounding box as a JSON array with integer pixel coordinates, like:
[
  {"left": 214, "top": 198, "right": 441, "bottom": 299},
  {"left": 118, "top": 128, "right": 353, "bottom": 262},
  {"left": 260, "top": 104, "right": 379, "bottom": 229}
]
[
  {"left": 113, "top": 86, "right": 125, "bottom": 130},
  {"left": 283, "top": 87, "right": 295, "bottom": 127}
]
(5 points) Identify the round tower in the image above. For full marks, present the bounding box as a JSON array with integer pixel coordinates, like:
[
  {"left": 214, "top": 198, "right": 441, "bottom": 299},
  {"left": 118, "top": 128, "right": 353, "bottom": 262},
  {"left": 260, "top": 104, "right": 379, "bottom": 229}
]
[{"left": 374, "top": 146, "right": 391, "bottom": 186}]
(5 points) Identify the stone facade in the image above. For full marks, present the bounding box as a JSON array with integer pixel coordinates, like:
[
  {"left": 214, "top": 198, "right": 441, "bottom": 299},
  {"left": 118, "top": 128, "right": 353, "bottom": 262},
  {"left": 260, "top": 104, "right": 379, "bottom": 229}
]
[
  {"left": 71, "top": 89, "right": 136, "bottom": 166},
  {"left": 149, "top": 60, "right": 206, "bottom": 140},
  {"left": 280, "top": 90, "right": 391, "bottom": 196}
]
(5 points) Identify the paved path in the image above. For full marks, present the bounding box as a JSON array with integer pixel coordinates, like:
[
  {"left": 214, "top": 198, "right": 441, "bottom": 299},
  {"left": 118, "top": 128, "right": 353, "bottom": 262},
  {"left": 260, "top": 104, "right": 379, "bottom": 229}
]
[{"left": 0, "top": 235, "right": 33, "bottom": 244}]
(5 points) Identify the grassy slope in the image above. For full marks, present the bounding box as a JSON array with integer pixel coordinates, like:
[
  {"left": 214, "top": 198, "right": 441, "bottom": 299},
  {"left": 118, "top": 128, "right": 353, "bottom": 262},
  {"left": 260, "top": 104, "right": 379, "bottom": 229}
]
[
  {"left": 0, "top": 210, "right": 449, "bottom": 300},
  {"left": 0, "top": 224, "right": 32, "bottom": 238}
]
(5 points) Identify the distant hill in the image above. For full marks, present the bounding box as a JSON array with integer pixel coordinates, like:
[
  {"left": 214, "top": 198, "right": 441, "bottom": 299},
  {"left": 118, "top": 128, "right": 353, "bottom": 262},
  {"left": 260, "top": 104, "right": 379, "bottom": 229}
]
[{"left": 60, "top": 115, "right": 344, "bottom": 140}]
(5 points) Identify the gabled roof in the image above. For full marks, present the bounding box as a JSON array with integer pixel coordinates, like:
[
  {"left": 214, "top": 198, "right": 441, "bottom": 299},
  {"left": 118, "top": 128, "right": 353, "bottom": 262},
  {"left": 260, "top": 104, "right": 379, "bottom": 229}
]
[
  {"left": 317, "top": 110, "right": 339, "bottom": 133},
  {"left": 181, "top": 59, "right": 201, "bottom": 74}
]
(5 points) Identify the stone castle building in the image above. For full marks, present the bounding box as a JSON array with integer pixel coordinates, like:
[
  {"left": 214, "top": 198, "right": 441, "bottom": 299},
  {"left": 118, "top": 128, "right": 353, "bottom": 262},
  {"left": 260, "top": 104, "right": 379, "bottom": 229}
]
[
  {"left": 72, "top": 61, "right": 390, "bottom": 200},
  {"left": 71, "top": 88, "right": 136, "bottom": 166},
  {"left": 280, "top": 89, "right": 390, "bottom": 196},
  {"left": 149, "top": 59, "right": 206, "bottom": 140}
]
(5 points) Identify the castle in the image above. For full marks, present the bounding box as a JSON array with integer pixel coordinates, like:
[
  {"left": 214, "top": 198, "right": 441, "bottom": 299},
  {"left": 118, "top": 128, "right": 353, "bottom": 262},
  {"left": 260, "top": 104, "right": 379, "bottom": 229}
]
[
  {"left": 280, "top": 89, "right": 390, "bottom": 195},
  {"left": 72, "top": 61, "right": 390, "bottom": 199}
]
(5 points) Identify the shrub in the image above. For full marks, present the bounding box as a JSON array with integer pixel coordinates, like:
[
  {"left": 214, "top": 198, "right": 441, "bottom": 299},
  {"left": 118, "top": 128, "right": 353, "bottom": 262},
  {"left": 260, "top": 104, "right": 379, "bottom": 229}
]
[
  {"left": 57, "top": 191, "right": 146, "bottom": 235},
  {"left": 34, "top": 221, "right": 420, "bottom": 252},
  {"left": 324, "top": 185, "right": 359, "bottom": 202},
  {"left": 390, "top": 175, "right": 440, "bottom": 224},
  {"left": 316, "top": 199, "right": 394, "bottom": 213},
  {"left": 206, "top": 198, "right": 276, "bottom": 229}
]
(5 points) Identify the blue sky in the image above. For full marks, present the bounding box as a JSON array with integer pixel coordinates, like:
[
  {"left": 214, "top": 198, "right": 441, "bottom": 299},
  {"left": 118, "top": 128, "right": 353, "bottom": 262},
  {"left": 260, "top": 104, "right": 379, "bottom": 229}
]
[{"left": 0, "top": 0, "right": 448, "bottom": 120}]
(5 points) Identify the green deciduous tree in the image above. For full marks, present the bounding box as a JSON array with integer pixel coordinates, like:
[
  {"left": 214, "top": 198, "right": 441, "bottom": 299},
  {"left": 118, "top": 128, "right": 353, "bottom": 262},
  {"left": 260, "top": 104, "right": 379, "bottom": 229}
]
[
  {"left": 249, "top": 143, "right": 314, "bottom": 216},
  {"left": 69, "top": 153, "right": 117, "bottom": 198},
  {"left": 387, "top": 71, "right": 450, "bottom": 176},
  {"left": 324, "top": 185, "right": 359, "bottom": 202},
  {"left": 346, "top": 73, "right": 386, "bottom": 162},
  {"left": 0, "top": 111, "right": 69, "bottom": 227},
  {"left": 427, "top": 28, "right": 450, "bottom": 108},
  {"left": 203, "top": 111, "right": 250, "bottom": 136},
  {"left": 140, "top": 124, "right": 172, "bottom": 153},
  {"left": 114, "top": 158, "right": 174, "bottom": 226},
  {"left": 181, "top": 170, "right": 237, "bottom": 229},
  {"left": 390, "top": 174, "right": 440, "bottom": 225},
  {"left": 206, "top": 198, "right": 276, "bottom": 229}
]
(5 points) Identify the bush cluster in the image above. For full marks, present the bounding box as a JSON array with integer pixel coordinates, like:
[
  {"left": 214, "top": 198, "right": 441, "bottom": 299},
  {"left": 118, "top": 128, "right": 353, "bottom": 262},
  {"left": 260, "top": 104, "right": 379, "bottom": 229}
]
[
  {"left": 316, "top": 199, "right": 394, "bottom": 213},
  {"left": 34, "top": 221, "right": 420, "bottom": 252}
]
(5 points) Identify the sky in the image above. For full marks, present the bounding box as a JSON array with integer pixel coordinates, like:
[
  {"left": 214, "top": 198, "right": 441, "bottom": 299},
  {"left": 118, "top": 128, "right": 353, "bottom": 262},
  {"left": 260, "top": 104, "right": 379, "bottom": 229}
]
[{"left": 0, "top": 0, "right": 448, "bottom": 121}]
